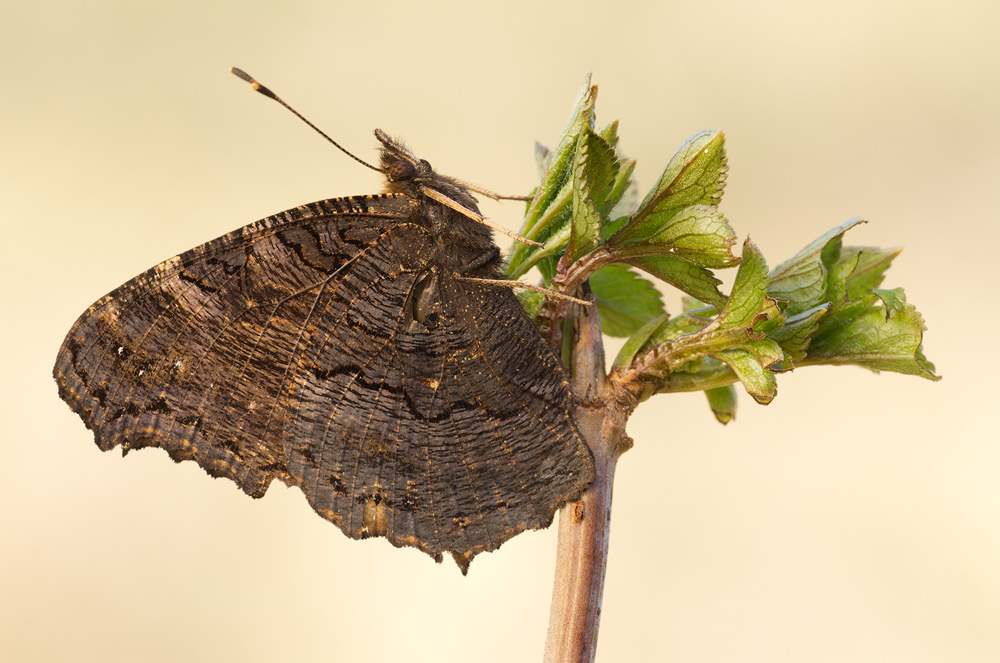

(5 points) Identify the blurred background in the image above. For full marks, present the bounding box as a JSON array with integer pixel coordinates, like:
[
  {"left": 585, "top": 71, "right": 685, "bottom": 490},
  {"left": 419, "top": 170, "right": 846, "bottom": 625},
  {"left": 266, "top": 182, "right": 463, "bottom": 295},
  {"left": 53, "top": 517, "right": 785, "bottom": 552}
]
[{"left": 3, "top": 1, "right": 997, "bottom": 661}]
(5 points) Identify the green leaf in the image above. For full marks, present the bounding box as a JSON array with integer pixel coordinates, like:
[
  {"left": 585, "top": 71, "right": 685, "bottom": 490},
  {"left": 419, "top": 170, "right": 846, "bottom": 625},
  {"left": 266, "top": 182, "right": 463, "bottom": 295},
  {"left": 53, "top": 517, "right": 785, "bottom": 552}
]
[
  {"left": 528, "top": 74, "right": 595, "bottom": 224},
  {"left": 510, "top": 111, "right": 637, "bottom": 281},
  {"left": 621, "top": 255, "right": 727, "bottom": 308},
  {"left": 795, "top": 241, "right": 939, "bottom": 378},
  {"left": 767, "top": 303, "right": 830, "bottom": 371},
  {"left": 567, "top": 181, "right": 601, "bottom": 265},
  {"left": 510, "top": 211, "right": 571, "bottom": 280},
  {"left": 605, "top": 159, "right": 637, "bottom": 219},
  {"left": 607, "top": 164, "right": 640, "bottom": 221},
  {"left": 844, "top": 247, "right": 902, "bottom": 300},
  {"left": 621, "top": 240, "right": 788, "bottom": 402},
  {"left": 567, "top": 130, "right": 619, "bottom": 263},
  {"left": 703, "top": 239, "right": 785, "bottom": 402},
  {"left": 715, "top": 238, "right": 770, "bottom": 329},
  {"left": 602, "top": 215, "right": 630, "bottom": 240},
  {"left": 822, "top": 247, "right": 863, "bottom": 309},
  {"left": 600, "top": 141, "right": 738, "bottom": 303},
  {"left": 873, "top": 288, "right": 907, "bottom": 319},
  {"left": 598, "top": 119, "right": 620, "bottom": 150},
  {"left": 803, "top": 289, "right": 939, "bottom": 379},
  {"left": 507, "top": 74, "right": 596, "bottom": 278},
  {"left": 515, "top": 288, "right": 545, "bottom": 321},
  {"left": 610, "top": 131, "right": 728, "bottom": 244},
  {"left": 611, "top": 311, "right": 671, "bottom": 371},
  {"left": 609, "top": 202, "right": 739, "bottom": 307},
  {"left": 612, "top": 205, "right": 739, "bottom": 269},
  {"left": 646, "top": 361, "right": 737, "bottom": 398},
  {"left": 768, "top": 218, "right": 866, "bottom": 315},
  {"left": 788, "top": 239, "right": 939, "bottom": 379},
  {"left": 590, "top": 265, "right": 666, "bottom": 337},
  {"left": 705, "top": 385, "right": 738, "bottom": 424},
  {"left": 592, "top": 121, "right": 637, "bottom": 220},
  {"left": 580, "top": 131, "right": 620, "bottom": 217},
  {"left": 713, "top": 348, "right": 778, "bottom": 404}
]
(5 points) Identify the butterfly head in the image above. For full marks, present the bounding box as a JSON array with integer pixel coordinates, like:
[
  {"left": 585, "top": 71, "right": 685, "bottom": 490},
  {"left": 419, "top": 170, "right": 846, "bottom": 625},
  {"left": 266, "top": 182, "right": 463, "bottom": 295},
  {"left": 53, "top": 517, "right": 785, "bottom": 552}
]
[{"left": 374, "top": 129, "right": 482, "bottom": 220}]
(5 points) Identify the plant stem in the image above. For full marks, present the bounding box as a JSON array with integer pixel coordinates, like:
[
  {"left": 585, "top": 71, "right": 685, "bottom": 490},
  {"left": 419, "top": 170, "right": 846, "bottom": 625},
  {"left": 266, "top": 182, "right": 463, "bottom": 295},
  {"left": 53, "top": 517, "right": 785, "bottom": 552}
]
[{"left": 543, "top": 294, "right": 632, "bottom": 663}]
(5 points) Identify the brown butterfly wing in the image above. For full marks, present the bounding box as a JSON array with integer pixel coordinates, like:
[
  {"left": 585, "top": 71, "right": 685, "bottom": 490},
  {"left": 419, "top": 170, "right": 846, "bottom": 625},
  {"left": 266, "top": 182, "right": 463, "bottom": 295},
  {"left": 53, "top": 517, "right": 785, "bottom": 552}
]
[{"left": 53, "top": 194, "right": 595, "bottom": 568}]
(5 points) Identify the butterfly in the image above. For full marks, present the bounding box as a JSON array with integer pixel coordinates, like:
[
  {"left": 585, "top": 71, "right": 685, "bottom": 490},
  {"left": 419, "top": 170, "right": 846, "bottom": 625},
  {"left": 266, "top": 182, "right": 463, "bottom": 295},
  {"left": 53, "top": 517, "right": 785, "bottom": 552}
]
[{"left": 53, "top": 69, "right": 595, "bottom": 573}]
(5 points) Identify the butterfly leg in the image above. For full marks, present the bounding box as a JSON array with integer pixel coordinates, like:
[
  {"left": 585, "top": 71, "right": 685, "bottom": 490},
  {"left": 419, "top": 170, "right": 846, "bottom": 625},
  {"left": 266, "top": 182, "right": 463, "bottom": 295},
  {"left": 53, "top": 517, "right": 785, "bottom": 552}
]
[{"left": 457, "top": 246, "right": 501, "bottom": 275}]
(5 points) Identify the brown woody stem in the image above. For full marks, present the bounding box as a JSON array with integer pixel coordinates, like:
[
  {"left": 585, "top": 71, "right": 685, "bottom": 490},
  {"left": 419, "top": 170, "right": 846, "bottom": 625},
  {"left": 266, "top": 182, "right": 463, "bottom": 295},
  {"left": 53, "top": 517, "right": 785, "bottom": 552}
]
[{"left": 543, "top": 291, "right": 633, "bottom": 663}]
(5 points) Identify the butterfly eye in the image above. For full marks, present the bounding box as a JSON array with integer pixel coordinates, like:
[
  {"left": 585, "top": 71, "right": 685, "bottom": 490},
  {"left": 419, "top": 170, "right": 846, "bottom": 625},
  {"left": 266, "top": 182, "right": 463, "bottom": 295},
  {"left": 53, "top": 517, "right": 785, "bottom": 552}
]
[{"left": 388, "top": 160, "right": 416, "bottom": 182}]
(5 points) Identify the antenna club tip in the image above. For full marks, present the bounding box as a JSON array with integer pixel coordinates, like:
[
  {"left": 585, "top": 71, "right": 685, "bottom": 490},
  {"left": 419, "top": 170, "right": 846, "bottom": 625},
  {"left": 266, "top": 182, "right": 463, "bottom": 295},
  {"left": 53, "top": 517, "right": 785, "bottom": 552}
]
[
  {"left": 230, "top": 67, "right": 276, "bottom": 99},
  {"left": 230, "top": 66, "right": 251, "bottom": 82}
]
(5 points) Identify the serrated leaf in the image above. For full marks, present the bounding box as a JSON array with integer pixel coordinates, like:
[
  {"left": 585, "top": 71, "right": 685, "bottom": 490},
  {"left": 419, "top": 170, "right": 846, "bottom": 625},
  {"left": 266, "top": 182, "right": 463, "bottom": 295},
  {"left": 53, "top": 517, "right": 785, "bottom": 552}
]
[
  {"left": 608, "top": 163, "right": 640, "bottom": 222},
  {"left": 715, "top": 239, "right": 770, "bottom": 329},
  {"left": 803, "top": 291, "right": 939, "bottom": 379},
  {"left": 843, "top": 246, "right": 901, "bottom": 298},
  {"left": 768, "top": 218, "right": 867, "bottom": 315},
  {"left": 799, "top": 243, "right": 938, "bottom": 379},
  {"left": 623, "top": 255, "right": 727, "bottom": 307},
  {"left": 507, "top": 75, "right": 596, "bottom": 277},
  {"left": 568, "top": 183, "right": 602, "bottom": 266},
  {"left": 713, "top": 348, "right": 778, "bottom": 404},
  {"left": 612, "top": 205, "right": 739, "bottom": 269},
  {"left": 529, "top": 74, "right": 596, "bottom": 220},
  {"left": 611, "top": 130, "right": 728, "bottom": 244},
  {"left": 768, "top": 303, "right": 830, "bottom": 370},
  {"left": 567, "top": 130, "right": 619, "bottom": 263},
  {"left": 590, "top": 265, "right": 666, "bottom": 337},
  {"left": 873, "top": 288, "right": 907, "bottom": 320},
  {"left": 579, "top": 130, "right": 620, "bottom": 217},
  {"left": 622, "top": 241, "right": 787, "bottom": 402},
  {"left": 567, "top": 197, "right": 602, "bottom": 265},
  {"left": 605, "top": 159, "right": 637, "bottom": 220},
  {"left": 822, "top": 248, "right": 863, "bottom": 308},
  {"left": 705, "top": 385, "right": 738, "bottom": 424},
  {"left": 602, "top": 215, "right": 630, "bottom": 240},
  {"left": 696, "top": 240, "right": 785, "bottom": 401},
  {"left": 599, "top": 119, "right": 620, "bottom": 150}
]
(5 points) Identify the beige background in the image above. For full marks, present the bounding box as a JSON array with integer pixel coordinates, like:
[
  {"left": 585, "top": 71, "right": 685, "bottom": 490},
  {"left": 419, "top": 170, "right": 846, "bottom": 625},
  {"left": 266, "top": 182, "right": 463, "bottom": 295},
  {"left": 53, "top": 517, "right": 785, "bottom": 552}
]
[{"left": 3, "top": 1, "right": 998, "bottom": 661}]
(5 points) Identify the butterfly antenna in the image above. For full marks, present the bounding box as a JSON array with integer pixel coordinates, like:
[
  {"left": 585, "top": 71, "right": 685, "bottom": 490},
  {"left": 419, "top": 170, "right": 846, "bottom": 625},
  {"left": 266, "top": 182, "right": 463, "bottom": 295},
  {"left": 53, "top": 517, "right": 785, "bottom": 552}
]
[{"left": 230, "top": 67, "right": 383, "bottom": 174}]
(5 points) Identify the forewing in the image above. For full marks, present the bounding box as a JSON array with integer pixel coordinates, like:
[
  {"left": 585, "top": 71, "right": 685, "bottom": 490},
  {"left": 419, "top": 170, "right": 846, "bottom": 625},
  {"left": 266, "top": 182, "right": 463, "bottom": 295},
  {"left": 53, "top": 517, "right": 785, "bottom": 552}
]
[{"left": 53, "top": 195, "right": 415, "bottom": 498}]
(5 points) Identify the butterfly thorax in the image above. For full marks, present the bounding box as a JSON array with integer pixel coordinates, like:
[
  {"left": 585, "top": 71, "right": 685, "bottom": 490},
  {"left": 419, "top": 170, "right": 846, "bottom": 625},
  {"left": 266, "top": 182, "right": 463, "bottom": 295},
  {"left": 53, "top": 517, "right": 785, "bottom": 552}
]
[{"left": 377, "top": 131, "right": 500, "bottom": 278}]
